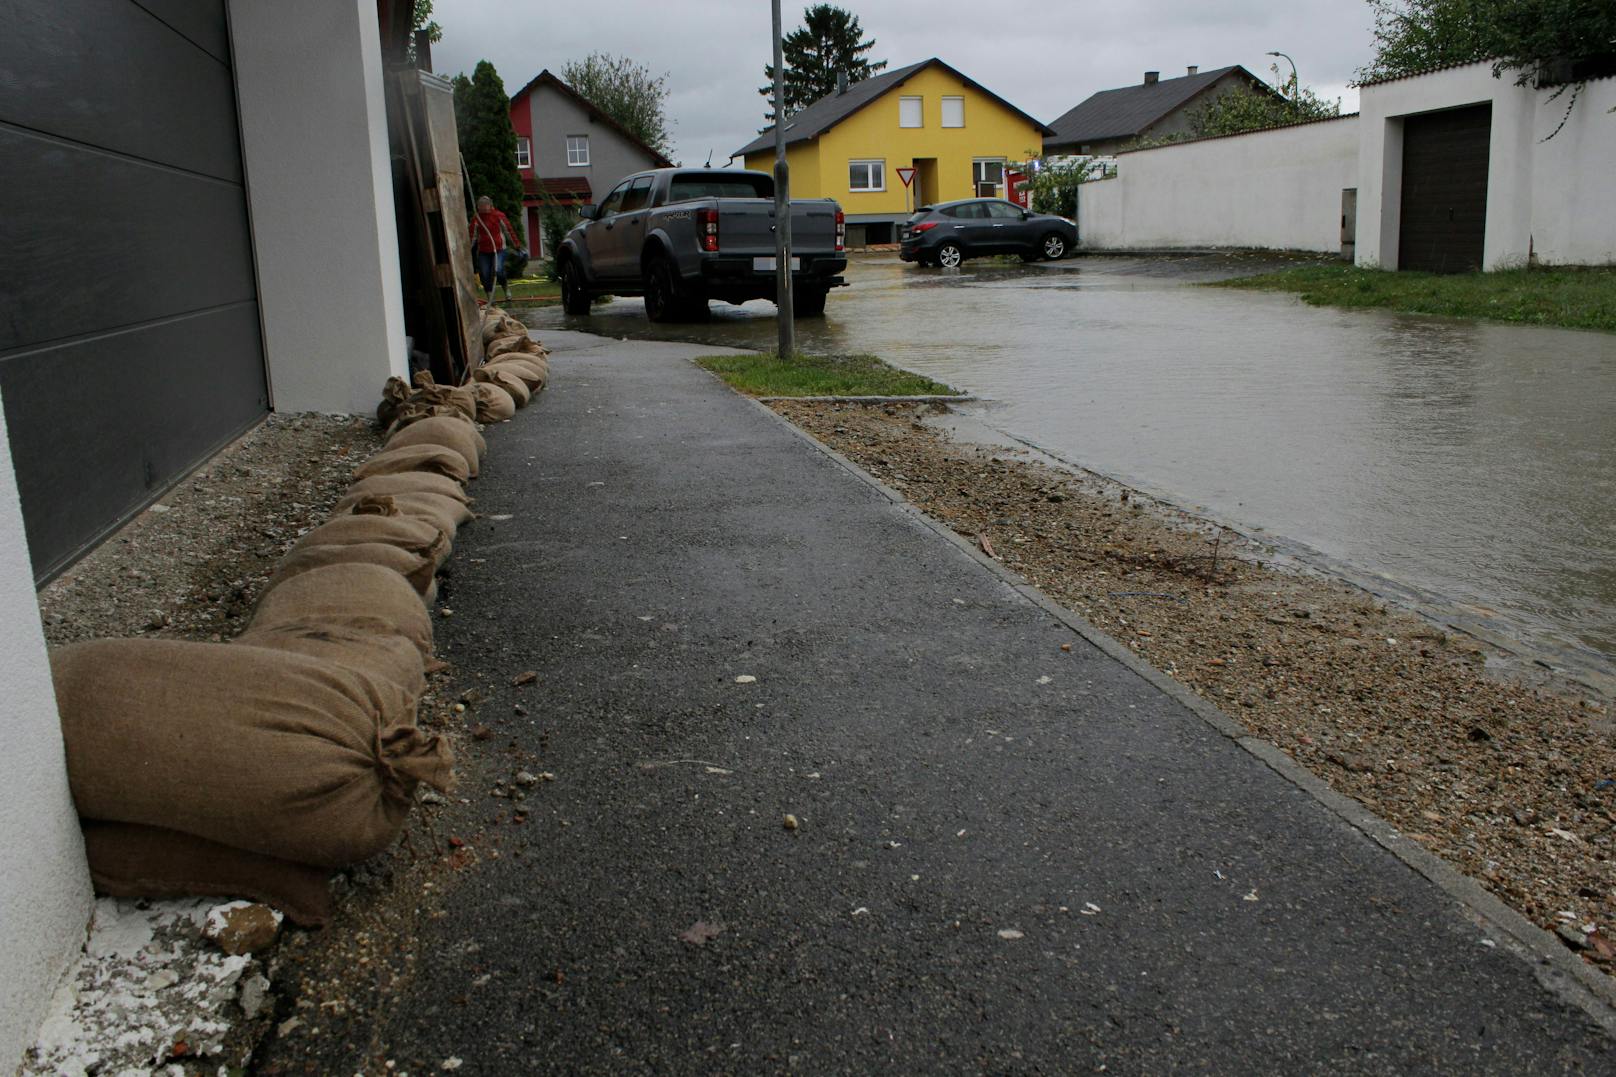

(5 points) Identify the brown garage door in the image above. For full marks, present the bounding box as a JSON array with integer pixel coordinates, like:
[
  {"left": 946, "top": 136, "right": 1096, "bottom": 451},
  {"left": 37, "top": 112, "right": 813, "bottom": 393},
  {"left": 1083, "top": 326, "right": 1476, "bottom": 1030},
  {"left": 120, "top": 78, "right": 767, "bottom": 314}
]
[{"left": 1398, "top": 104, "right": 1491, "bottom": 273}]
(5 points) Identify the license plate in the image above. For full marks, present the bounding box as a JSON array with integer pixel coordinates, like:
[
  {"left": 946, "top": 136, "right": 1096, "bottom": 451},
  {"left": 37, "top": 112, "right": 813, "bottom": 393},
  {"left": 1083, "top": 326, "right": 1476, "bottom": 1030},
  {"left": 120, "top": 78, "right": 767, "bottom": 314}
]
[{"left": 752, "top": 256, "right": 801, "bottom": 272}]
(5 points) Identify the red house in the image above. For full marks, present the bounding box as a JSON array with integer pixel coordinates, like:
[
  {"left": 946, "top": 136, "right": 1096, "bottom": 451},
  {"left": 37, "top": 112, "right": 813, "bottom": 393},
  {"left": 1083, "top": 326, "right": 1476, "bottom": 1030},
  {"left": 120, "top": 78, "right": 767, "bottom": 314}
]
[{"left": 507, "top": 70, "right": 673, "bottom": 255}]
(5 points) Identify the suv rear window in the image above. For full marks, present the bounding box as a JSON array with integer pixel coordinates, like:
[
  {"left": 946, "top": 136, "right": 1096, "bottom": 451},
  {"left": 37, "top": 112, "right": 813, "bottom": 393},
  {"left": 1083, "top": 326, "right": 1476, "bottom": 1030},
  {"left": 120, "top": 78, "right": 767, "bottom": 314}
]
[
  {"left": 906, "top": 210, "right": 931, "bottom": 223},
  {"left": 667, "top": 173, "right": 774, "bottom": 201}
]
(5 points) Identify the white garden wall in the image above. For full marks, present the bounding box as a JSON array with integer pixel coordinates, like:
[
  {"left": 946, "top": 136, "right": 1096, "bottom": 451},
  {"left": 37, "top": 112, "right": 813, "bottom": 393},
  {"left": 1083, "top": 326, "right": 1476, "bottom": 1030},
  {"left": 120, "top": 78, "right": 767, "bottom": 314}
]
[
  {"left": 1358, "top": 63, "right": 1616, "bottom": 269},
  {"left": 1077, "top": 116, "right": 1360, "bottom": 253}
]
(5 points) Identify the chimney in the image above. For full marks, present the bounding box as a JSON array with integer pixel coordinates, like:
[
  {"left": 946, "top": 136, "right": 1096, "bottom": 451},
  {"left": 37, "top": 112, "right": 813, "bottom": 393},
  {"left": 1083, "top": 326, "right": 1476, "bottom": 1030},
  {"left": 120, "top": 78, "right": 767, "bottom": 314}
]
[
  {"left": 1187, "top": 65, "right": 1198, "bottom": 76},
  {"left": 836, "top": 70, "right": 849, "bottom": 95},
  {"left": 1143, "top": 71, "right": 1160, "bottom": 85}
]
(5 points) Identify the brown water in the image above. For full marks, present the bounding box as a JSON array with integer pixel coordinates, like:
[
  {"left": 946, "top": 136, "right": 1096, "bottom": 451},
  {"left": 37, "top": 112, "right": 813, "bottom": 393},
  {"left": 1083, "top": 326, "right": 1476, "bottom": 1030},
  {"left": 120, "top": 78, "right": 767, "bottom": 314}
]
[{"left": 527, "top": 254, "right": 1616, "bottom": 684}]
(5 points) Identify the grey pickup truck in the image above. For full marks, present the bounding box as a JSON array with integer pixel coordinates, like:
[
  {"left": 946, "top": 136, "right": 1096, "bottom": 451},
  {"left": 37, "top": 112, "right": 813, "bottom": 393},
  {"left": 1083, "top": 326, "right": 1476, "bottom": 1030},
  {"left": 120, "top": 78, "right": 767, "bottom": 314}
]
[{"left": 555, "top": 168, "right": 847, "bottom": 322}]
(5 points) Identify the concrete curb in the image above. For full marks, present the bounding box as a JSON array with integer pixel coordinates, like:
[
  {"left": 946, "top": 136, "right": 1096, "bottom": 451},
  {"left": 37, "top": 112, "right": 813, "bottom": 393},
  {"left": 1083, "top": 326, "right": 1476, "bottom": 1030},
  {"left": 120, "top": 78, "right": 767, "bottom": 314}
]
[{"left": 732, "top": 384, "right": 1616, "bottom": 1037}]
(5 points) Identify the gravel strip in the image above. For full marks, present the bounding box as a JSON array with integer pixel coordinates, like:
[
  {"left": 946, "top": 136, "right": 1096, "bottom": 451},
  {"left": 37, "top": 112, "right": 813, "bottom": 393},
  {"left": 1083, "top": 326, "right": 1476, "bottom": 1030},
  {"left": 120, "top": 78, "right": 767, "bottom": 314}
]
[
  {"left": 37, "top": 413, "right": 383, "bottom": 645},
  {"left": 773, "top": 399, "right": 1616, "bottom": 975}
]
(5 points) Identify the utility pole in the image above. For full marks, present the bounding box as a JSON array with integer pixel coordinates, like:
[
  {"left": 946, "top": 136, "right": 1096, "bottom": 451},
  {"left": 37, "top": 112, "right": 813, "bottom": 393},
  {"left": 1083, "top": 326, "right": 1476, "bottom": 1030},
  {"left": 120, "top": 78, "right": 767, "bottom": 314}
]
[{"left": 771, "top": 0, "right": 795, "bottom": 357}]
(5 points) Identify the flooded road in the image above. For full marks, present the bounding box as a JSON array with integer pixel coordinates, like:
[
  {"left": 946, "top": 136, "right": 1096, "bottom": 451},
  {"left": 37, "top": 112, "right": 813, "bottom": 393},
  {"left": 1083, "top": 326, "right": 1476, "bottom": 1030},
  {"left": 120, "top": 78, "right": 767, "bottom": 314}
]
[{"left": 525, "top": 254, "right": 1616, "bottom": 685}]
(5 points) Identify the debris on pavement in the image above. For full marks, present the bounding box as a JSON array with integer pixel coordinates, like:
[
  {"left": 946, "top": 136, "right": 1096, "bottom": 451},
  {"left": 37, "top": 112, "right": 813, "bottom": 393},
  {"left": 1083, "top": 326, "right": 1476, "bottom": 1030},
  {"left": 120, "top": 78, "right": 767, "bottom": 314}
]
[
  {"left": 678, "top": 921, "right": 724, "bottom": 946},
  {"left": 24, "top": 898, "right": 266, "bottom": 1076}
]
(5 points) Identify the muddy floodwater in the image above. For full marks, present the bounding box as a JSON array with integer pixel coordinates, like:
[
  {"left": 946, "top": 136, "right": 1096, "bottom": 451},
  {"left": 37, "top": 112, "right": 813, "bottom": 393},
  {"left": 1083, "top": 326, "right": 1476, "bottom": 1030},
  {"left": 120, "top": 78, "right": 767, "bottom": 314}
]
[{"left": 526, "top": 253, "right": 1616, "bottom": 686}]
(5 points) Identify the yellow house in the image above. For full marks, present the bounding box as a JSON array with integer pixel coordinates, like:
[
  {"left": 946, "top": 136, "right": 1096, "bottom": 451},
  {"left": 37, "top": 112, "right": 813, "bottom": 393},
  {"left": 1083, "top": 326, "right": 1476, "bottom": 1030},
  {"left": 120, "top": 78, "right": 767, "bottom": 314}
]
[{"left": 736, "top": 58, "right": 1053, "bottom": 245}]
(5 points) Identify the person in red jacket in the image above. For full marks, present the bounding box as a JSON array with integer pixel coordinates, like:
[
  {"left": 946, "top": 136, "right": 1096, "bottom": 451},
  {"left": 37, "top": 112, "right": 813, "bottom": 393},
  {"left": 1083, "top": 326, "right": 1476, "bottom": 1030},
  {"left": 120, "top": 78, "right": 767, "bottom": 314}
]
[{"left": 469, "top": 196, "right": 519, "bottom": 303}]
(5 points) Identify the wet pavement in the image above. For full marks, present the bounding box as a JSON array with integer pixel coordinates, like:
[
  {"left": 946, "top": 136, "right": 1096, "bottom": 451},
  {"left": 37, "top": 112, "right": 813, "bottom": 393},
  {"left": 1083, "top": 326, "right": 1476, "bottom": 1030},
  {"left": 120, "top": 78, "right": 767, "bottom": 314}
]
[
  {"left": 367, "top": 330, "right": 1616, "bottom": 1073},
  {"left": 523, "top": 254, "right": 1616, "bottom": 689}
]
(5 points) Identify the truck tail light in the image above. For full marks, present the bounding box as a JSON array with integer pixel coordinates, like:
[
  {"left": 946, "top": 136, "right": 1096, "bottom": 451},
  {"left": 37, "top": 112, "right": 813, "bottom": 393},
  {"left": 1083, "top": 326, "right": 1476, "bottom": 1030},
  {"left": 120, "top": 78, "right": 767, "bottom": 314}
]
[
  {"left": 835, "top": 209, "right": 845, "bottom": 252},
  {"left": 911, "top": 221, "right": 939, "bottom": 234},
  {"left": 698, "top": 207, "right": 719, "bottom": 252}
]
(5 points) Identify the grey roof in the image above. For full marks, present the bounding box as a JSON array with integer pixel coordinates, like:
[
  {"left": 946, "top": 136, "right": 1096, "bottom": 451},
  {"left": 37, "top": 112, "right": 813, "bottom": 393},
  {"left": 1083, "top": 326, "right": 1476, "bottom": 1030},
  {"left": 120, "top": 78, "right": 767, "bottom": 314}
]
[
  {"left": 735, "top": 58, "right": 1054, "bottom": 158},
  {"left": 1045, "top": 65, "right": 1267, "bottom": 146}
]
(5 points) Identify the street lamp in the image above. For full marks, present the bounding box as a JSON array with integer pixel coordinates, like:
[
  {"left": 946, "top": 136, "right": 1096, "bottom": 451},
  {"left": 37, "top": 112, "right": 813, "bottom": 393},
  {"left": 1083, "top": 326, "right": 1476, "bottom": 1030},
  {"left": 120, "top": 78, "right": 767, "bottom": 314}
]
[{"left": 1266, "top": 50, "right": 1298, "bottom": 98}]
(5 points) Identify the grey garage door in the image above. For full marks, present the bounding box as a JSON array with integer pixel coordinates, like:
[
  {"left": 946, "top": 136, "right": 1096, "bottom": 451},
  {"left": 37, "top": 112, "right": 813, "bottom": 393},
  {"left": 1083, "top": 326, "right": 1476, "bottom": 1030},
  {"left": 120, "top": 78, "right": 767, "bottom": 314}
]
[
  {"left": 0, "top": 0, "right": 268, "bottom": 582},
  {"left": 1398, "top": 104, "right": 1492, "bottom": 273}
]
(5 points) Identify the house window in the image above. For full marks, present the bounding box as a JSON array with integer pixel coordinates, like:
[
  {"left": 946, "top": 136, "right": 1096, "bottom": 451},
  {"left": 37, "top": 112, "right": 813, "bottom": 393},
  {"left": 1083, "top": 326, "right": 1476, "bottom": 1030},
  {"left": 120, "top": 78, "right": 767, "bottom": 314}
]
[
  {"left": 941, "top": 96, "right": 964, "bottom": 128},
  {"left": 899, "top": 95, "right": 922, "bottom": 128},
  {"left": 515, "top": 137, "right": 531, "bottom": 169},
  {"left": 848, "top": 159, "right": 885, "bottom": 192},
  {"left": 566, "top": 135, "right": 589, "bottom": 166},
  {"left": 972, "top": 158, "right": 1005, "bottom": 191}
]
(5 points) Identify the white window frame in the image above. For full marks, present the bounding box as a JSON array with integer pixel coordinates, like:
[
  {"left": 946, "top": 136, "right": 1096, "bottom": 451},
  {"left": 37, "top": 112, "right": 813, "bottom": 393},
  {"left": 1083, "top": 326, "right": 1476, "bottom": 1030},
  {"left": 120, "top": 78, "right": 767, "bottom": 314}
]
[
  {"left": 972, "top": 157, "right": 1006, "bottom": 189},
  {"left": 566, "top": 135, "right": 589, "bottom": 167},
  {"left": 848, "top": 159, "right": 885, "bottom": 192},
  {"left": 941, "top": 96, "right": 965, "bottom": 128},
  {"left": 514, "top": 136, "right": 530, "bottom": 169},
  {"left": 899, "top": 95, "right": 923, "bottom": 128}
]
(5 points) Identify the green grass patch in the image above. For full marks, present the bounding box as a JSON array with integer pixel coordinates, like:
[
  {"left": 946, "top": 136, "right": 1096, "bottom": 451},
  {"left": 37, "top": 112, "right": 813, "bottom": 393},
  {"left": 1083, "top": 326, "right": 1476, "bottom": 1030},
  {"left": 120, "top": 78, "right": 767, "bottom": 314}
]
[
  {"left": 1214, "top": 264, "right": 1616, "bottom": 332},
  {"left": 500, "top": 277, "right": 563, "bottom": 302},
  {"left": 694, "top": 352, "right": 957, "bottom": 397}
]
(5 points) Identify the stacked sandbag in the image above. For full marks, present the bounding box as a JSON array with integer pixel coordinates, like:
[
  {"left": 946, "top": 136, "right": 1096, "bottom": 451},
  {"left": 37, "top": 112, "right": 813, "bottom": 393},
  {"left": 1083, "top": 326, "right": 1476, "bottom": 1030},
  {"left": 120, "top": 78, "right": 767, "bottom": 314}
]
[{"left": 54, "top": 639, "right": 454, "bottom": 872}]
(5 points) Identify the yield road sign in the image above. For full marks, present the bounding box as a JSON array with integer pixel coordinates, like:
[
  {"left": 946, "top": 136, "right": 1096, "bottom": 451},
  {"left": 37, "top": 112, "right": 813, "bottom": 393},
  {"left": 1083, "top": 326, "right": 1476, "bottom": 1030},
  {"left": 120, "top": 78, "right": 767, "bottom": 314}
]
[{"left": 896, "top": 167, "right": 916, "bottom": 187}]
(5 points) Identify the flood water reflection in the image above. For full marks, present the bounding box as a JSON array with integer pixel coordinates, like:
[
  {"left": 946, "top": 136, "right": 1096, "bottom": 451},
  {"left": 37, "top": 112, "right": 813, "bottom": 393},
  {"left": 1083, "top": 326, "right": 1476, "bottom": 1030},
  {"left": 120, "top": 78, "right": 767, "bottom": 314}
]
[{"left": 526, "top": 254, "right": 1616, "bottom": 682}]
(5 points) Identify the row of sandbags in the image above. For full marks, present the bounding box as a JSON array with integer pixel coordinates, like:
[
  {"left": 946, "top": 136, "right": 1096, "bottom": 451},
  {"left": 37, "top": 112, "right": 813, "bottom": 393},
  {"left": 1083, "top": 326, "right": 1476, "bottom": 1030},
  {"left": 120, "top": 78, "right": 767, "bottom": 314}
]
[{"left": 51, "top": 314, "right": 550, "bottom": 926}]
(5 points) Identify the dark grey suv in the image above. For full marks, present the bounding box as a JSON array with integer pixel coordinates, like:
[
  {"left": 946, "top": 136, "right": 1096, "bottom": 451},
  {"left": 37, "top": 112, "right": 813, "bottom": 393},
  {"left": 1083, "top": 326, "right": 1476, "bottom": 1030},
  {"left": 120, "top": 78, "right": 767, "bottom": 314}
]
[{"left": 899, "top": 199, "right": 1077, "bottom": 268}]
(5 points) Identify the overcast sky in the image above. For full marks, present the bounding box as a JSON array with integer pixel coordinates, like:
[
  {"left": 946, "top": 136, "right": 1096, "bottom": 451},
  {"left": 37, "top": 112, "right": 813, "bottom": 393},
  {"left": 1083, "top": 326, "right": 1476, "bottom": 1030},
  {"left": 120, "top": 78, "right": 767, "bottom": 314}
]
[{"left": 430, "top": 1, "right": 1375, "bottom": 166}]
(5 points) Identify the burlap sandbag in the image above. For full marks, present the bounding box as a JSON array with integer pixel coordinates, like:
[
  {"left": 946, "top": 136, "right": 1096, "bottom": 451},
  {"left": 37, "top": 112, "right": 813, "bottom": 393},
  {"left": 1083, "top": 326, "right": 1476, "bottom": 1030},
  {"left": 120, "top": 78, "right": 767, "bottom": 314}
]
[
  {"left": 352, "top": 444, "right": 471, "bottom": 484},
  {"left": 486, "top": 335, "right": 543, "bottom": 360},
  {"left": 336, "top": 491, "right": 473, "bottom": 537},
  {"left": 53, "top": 639, "right": 453, "bottom": 867},
  {"left": 268, "top": 541, "right": 439, "bottom": 602},
  {"left": 473, "top": 366, "right": 530, "bottom": 407},
  {"left": 377, "top": 375, "right": 413, "bottom": 430},
  {"left": 291, "top": 513, "right": 449, "bottom": 567},
  {"left": 473, "top": 381, "right": 517, "bottom": 423},
  {"left": 252, "top": 562, "right": 435, "bottom": 660},
  {"left": 344, "top": 471, "right": 471, "bottom": 505},
  {"left": 82, "top": 820, "right": 335, "bottom": 927},
  {"left": 480, "top": 308, "right": 527, "bottom": 345},
  {"left": 484, "top": 356, "right": 547, "bottom": 391},
  {"left": 385, "top": 415, "right": 485, "bottom": 475},
  {"left": 384, "top": 403, "right": 468, "bottom": 439},
  {"left": 236, "top": 618, "right": 428, "bottom": 696},
  {"left": 411, "top": 372, "right": 478, "bottom": 422}
]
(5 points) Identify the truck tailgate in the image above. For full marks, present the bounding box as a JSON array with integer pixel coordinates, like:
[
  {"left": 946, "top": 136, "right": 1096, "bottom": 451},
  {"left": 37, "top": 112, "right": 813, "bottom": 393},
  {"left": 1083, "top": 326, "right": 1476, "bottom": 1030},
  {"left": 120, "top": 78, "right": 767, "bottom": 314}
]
[{"left": 717, "top": 199, "right": 840, "bottom": 258}]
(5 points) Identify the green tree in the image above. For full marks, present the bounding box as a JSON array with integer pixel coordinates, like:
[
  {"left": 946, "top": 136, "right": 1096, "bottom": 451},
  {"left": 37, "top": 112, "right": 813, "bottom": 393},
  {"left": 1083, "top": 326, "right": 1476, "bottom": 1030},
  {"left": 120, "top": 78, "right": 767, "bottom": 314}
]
[
  {"left": 1022, "top": 156, "right": 1109, "bottom": 218},
  {"left": 760, "top": 4, "right": 887, "bottom": 125},
  {"left": 1185, "top": 69, "right": 1340, "bottom": 137},
  {"left": 406, "top": 0, "right": 440, "bottom": 65},
  {"left": 560, "top": 53, "right": 674, "bottom": 158},
  {"left": 452, "top": 61, "right": 525, "bottom": 243}
]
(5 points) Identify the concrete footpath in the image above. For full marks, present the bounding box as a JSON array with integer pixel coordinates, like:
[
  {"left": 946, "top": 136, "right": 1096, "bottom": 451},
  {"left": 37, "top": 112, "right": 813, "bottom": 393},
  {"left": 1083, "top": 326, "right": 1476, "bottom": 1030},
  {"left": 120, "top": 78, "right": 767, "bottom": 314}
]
[{"left": 376, "top": 329, "right": 1616, "bottom": 1073}]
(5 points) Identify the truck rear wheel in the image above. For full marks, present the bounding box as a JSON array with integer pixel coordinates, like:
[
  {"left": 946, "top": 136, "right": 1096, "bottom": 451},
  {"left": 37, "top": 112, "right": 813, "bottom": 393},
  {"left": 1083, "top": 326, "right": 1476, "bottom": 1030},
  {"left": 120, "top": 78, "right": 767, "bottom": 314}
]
[
  {"left": 559, "top": 259, "right": 591, "bottom": 315},
  {"left": 644, "top": 255, "right": 704, "bottom": 323},
  {"left": 793, "top": 286, "right": 828, "bottom": 317}
]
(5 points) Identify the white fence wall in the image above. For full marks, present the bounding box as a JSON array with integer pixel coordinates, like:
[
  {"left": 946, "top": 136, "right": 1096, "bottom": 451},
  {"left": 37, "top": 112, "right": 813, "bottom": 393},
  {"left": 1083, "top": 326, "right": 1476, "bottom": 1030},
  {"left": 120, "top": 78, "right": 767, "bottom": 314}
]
[
  {"left": 1078, "top": 116, "right": 1359, "bottom": 253},
  {"left": 1358, "top": 63, "right": 1616, "bottom": 269},
  {"left": 1527, "top": 76, "right": 1616, "bottom": 266}
]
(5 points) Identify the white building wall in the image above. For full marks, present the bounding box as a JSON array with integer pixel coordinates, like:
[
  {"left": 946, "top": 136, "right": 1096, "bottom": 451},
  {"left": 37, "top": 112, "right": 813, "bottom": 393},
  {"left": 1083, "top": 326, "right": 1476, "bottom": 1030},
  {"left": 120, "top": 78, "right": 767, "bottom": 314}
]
[
  {"left": 228, "top": 0, "right": 407, "bottom": 414},
  {"left": 0, "top": 386, "right": 93, "bottom": 1072},
  {"left": 1076, "top": 116, "right": 1359, "bottom": 253},
  {"left": 1357, "top": 63, "right": 1616, "bottom": 270},
  {"left": 1529, "top": 76, "right": 1616, "bottom": 265}
]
